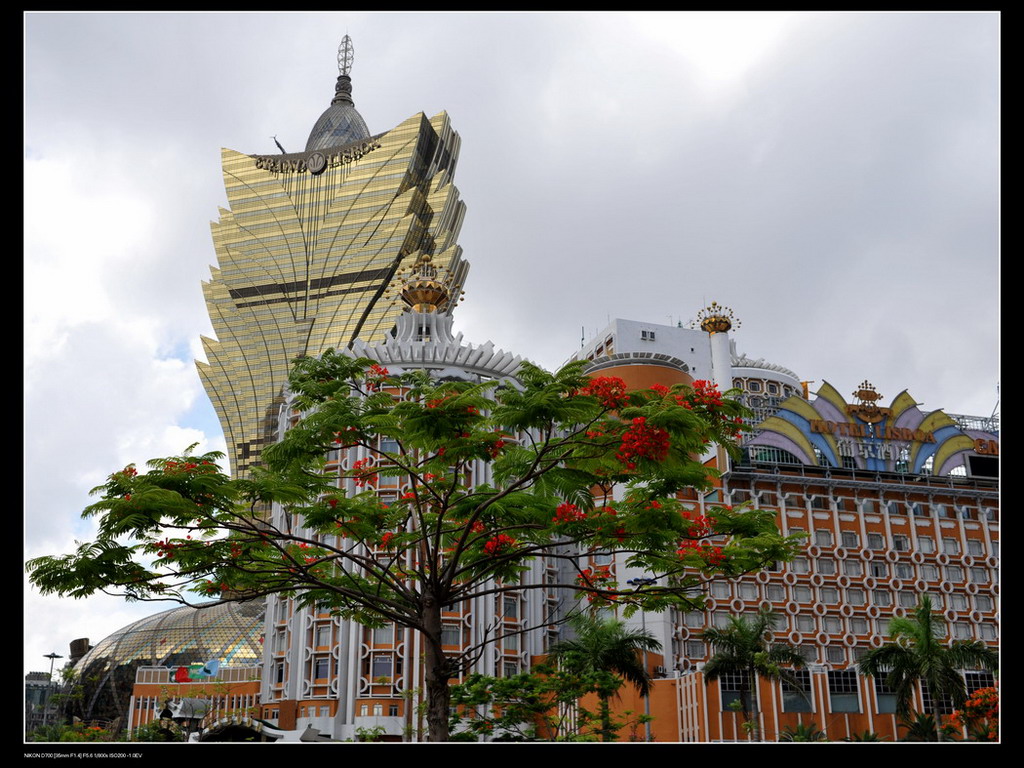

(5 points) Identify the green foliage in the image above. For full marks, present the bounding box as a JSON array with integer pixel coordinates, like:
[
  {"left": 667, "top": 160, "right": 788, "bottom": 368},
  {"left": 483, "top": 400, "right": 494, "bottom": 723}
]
[
  {"left": 898, "top": 712, "right": 941, "bottom": 742},
  {"left": 27, "top": 723, "right": 119, "bottom": 742},
  {"left": 26, "top": 355, "right": 800, "bottom": 741},
  {"left": 354, "top": 725, "right": 387, "bottom": 742},
  {"left": 858, "top": 595, "right": 998, "bottom": 741},
  {"left": 778, "top": 722, "right": 827, "bottom": 742},
  {"left": 700, "top": 605, "right": 806, "bottom": 741},
  {"left": 448, "top": 661, "right": 650, "bottom": 742},
  {"left": 546, "top": 614, "right": 661, "bottom": 741},
  {"left": 844, "top": 729, "right": 884, "bottom": 742}
]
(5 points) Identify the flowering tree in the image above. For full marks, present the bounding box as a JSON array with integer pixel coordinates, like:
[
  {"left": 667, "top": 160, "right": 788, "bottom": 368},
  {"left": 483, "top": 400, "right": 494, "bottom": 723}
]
[
  {"left": 947, "top": 685, "right": 998, "bottom": 741},
  {"left": 28, "top": 355, "right": 800, "bottom": 741}
]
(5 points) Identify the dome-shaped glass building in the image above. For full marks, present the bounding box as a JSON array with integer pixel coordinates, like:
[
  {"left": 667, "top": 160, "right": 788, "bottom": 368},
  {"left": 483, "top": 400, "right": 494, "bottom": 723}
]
[{"left": 68, "top": 601, "right": 264, "bottom": 724}]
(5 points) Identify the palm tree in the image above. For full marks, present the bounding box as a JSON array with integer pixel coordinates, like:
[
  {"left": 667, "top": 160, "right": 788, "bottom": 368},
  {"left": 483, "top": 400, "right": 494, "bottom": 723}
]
[
  {"left": 857, "top": 594, "right": 997, "bottom": 742},
  {"left": 549, "top": 613, "right": 661, "bottom": 741},
  {"left": 700, "top": 604, "right": 805, "bottom": 741}
]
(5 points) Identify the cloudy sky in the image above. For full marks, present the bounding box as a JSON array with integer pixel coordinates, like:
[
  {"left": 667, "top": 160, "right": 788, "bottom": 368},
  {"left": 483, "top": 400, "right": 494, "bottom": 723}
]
[{"left": 24, "top": 11, "right": 998, "bottom": 675}]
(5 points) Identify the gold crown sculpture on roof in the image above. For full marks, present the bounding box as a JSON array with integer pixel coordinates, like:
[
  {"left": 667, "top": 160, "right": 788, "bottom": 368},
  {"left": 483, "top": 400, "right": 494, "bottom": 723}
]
[
  {"left": 697, "top": 301, "right": 741, "bottom": 334},
  {"left": 391, "top": 252, "right": 462, "bottom": 313}
]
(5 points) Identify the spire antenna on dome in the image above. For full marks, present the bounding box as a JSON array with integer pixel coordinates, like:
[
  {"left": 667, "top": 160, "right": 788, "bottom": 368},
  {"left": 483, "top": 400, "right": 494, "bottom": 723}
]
[
  {"left": 305, "top": 35, "right": 371, "bottom": 152},
  {"left": 338, "top": 34, "right": 354, "bottom": 76}
]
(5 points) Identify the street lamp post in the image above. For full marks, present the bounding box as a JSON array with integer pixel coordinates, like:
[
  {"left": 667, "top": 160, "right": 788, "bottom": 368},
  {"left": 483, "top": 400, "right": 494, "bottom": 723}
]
[
  {"left": 626, "top": 578, "right": 657, "bottom": 742},
  {"left": 42, "top": 652, "right": 63, "bottom": 728}
]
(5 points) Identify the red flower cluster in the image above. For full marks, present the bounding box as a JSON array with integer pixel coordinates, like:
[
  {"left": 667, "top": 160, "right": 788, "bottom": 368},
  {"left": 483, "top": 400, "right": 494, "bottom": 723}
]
[
  {"left": 582, "top": 376, "right": 630, "bottom": 409},
  {"left": 680, "top": 508, "right": 716, "bottom": 535},
  {"left": 380, "top": 531, "right": 396, "bottom": 548},
  {"left": 948, "top": 686, "right": 998, "bottom": 740},
  {"left": 483, "top": 533, "right": 516, "bottom": 556},
  {"left": 120, "top": 466, "right": 138, "bottom": 478},
  {"left": 364, "top": 364, "right": 390, "bottom": 392},
  {"left": 153, "top": 538, "right": 184, "bottom": 560},
  {"left": 576, "top": 566, "right": 616, "bottom": 603},
  {"left": 616, "top": 417, "right": 670, "bottom": 469},
  {"left": 351, "top": 458, "right": 376, "bottom": 487},
  {"left": 553, "top": 502, "right": 588, "bottom": 524},
  {"left": 674, "top": 379, "right": 724, "bottom": 411},
  {"left": 676, "top": 539, "right": 725, "bottom": 566}
]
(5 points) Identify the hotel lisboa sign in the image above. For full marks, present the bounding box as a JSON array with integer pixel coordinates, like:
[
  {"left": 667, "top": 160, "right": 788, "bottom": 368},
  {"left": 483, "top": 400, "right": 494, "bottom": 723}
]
[{"left": 746, "top": 379, "right": 998, "bottom": 476}]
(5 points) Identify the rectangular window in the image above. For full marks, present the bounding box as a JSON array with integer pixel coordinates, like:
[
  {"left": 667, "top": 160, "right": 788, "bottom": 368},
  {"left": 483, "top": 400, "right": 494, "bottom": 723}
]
[
  {"left": 887, "top": 500, "right": 904, "bottom": 516},
  {"left": 686, "top": 640, "right": 707, "bottom": 658},
  {"left": 314, "top": 657, "right": 330, "bottom": 679},
  {"left": 841, "top": 531, "right": 859, "bottom": 548},
  {"left": 820, "top": 587, "right": 839, "bottom": 603},
  {"left": 875, "top": 677, "right": 898, "bottom": 714},
  {"left": 875, "top": 618, "right": 890, "bottom": 636},
  {"left": 918, "top": 536, "right": 936, "bottom": 554},
  {"left": 766, "top": 584, "right": 785, "bottom": 601},
  {"left": 796, "top": 615, "right": 816, "bottom": 633},
  {"left": 791, "top": 558, "right": 810, "bottom": 574},
  {"left": 718, "top": 670, "right": 752, "bottom": 712},
  {"left": 815, "top": 530, "right": 834, "bottom": 547},
  {"left": 872, "top": 590, "right": 892, "bottom": 607},
  {"left": 922, "top": 565, "right": 939, "bottom": 581},
  {"left": 870, "top": 561, "right": 888, "bottom": 578},
  {"left": 892, "top": 535, "right": 910, "bottom": 552},
  {"left": 684, "top": 611, "right": 706, "bottom": 628},
  {"left": 816, "top": 558, "right": 836, "bottom": 576},
  {"left": 979, "top": 624, "right": 997, "bottom": 641},
  {"left": 373, "top": 624, "right": 394, "bottom": 646},
  {"left": 711, "top": 581, "right": 731, "bottom": 598},
  {"left": 846, "top": 588, "right": 866, "bottom": 605},
  {"left": 967, "top": 539, "right": 985, "bottom": 556},
  {"left": 389, "top": 704, "right": 399, "bottom": 717},
  {"left": 943, "top": 538, "right": 961, "bottom": 555},
  {"left": 739, "top": 582, "right": 759, "bottom": 600},
  {"left": 921, "top": 681, "right": 955, "bottom": 716},
  {"left": 945, "top": 565, "right": 964, "bottom": 582},
  {"left": 974, "top": 595, "right": 993, "bottom": 612},
  {"left": 825, "top": 645, "right": 845, "bottom": 664},
  {"left": 828, "top": 670, "right": 860, "bottom": 713},
  {"left": 867, "top": 533, "right": 885, "bottom": 550},
  {"left": 503, "top": 596, "right": 519, "bottom": 619},
  {"left": 844, "top": 560, "right": 863, "bottom": 577},
  {"left": 952, "top": 623, "right": 972, "bottom": 640},
  {"left": 782, "top": 669, "right": 813, "bottom": 712},
  {"left": 898, "top": 591, "right": 917, "bottom": 607},
  {"left": 794, "top": 585, "right": 813, "bottom": 603},
  {"left": 315, "top": 625, "right": 331, "bottom": 647},
  {"left": 895, "top": 563, "right": 914, "bottom": 580},
  {"left": 823, "top": 616, "right": 842, "bottom": 634},
  {"left": 441, "top": 623, "right": 462, "bottom": 646},
  {"left": 504, "top": 632, "right": 520, "bottom": 651},
  {"left": 970, "top": 567, "right": 989, "bottom": 584},
  {"left": 850, "top": 617, "right": 869, "bottom": 634},
  {"left": 371, "top": 655, "right": 392, "bottom": 679}
]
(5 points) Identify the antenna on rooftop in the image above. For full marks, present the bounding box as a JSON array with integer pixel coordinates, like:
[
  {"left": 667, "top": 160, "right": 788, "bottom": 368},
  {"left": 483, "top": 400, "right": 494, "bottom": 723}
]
[{"left": 272, "top": 136, "right": 287, "bottom": 154}]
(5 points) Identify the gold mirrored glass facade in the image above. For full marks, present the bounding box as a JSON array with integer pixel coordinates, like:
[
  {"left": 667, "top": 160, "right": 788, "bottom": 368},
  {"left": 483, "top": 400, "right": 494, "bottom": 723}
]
[{"left": 199, "top": 112, "right": 468, "bottom": 476}]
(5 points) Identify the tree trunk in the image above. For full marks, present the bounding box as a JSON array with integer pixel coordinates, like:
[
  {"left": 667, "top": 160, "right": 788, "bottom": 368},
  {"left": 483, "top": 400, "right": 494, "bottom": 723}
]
[
  {"left": 747, "top": 668, "right": 761, "bottom": 741},
  {"left": 422, "top": 598, "right": 452, "bottom": 742},
  {"left": 598, "top": 695, "right": 614, "bottom": 742}
]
